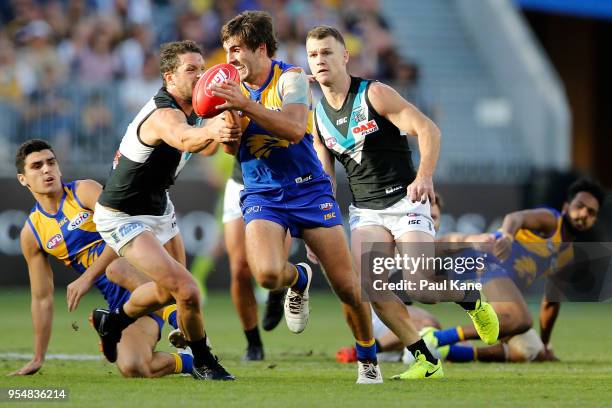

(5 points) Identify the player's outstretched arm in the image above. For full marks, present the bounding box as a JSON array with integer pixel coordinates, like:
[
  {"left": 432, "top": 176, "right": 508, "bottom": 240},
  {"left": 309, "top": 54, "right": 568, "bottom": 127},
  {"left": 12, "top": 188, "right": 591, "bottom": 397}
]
[
  {"left": 8, "top": 225, "right": 55, "bottom": 376},
  {"left": 212, "top": 69, "right": 309, "bottom": 143},
  {"left": 539, "top": 279, "right": 562, "bottom": 361},
  {"left": 143, "top": 108, "right": 240, "bottom": 153},
  {"left": 367, "top": 82, "right": 440, "bottom": 203}
]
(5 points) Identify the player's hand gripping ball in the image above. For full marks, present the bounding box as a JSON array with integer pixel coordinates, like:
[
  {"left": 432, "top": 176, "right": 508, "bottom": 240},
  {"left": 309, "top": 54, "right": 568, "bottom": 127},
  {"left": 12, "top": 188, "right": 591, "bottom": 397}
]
[{"left": 193, "top": 63, "right": 240, "bottom": 118}]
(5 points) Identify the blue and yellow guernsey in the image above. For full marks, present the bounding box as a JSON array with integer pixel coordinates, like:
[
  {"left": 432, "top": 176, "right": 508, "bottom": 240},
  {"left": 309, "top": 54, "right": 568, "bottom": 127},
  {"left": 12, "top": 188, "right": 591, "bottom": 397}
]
[
  {"left": 238, "top": 60, "right": 324, "bottom": 191},
  {"left": 26, "top": 181, "right": 127, "bottom": 308},
  {"left": 486, "top": 208, "right": 574, "bottom": 288}
]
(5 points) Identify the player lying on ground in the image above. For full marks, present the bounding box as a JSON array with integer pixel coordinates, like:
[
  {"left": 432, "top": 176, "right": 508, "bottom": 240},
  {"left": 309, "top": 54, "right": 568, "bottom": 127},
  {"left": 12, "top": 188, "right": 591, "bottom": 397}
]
[
  {"left": 422, "top": 178, "right": 605, "bottom": 362},
  {"left": 9, "top": 140, "right": 192, "bottom": 378},
  {"left": 306, "top": 25, "right": 499, "bottom": 380},
  {"left": 89, "top": 41, "right": 238, "bottom": 381}
]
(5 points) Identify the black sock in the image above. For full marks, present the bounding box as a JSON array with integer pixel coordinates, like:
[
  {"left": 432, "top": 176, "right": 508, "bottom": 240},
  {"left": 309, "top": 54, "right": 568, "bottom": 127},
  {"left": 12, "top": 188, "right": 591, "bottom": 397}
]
[
  {"left": 188, "top": 336, "right": 217, "bottom": 368},
  {"left": 245, "top": 327, "right": 262, "bottom": 347},
  {"left": 407, "top": 339, "right": 438, "bottom": 365},
  {"left": 374, "top": 338, "right": 383, "bottom": 353},
  {"left": 455, "top": 289, "right": 481, "bottom": 311},
  {"left": 115, "top": 305, "right": 136, "bottom": 331}
]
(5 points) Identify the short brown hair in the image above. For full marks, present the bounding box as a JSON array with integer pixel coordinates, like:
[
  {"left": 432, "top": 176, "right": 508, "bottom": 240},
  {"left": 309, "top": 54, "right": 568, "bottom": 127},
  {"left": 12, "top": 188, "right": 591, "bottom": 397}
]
[
  {"left": 159, "top": 40, "right": 203, "bottom": 86},
  {"left": 221, "top": 11, "right": 278, "bottom": 57},
  {"left": 306, "top": 25, "right": 346, "bottom": 47},
  {"left": 15, "top": 139, "right": 55, "bottom": 174}
]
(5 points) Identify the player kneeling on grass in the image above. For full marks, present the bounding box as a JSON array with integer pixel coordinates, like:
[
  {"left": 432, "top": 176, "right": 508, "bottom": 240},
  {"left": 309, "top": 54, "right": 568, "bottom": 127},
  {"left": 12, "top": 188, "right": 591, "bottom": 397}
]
[{"left": 8, "top": 140, "right": 192, "bottom": 378}]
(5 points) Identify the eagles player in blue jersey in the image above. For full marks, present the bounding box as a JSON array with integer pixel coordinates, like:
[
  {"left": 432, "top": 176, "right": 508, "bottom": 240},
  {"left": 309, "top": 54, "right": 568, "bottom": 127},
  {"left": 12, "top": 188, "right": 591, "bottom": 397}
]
[
  {"left": 8, "top": 140, "right": 194, "bottom": 378},
  {"left": 425, "top": 178, "right": 605, "bottom": 362},
  {"left": 211, "top": 11, "right": 383, "bottom": 383},
  {"left": 306, "top": 26, "right": 500, "bottom": 379}
]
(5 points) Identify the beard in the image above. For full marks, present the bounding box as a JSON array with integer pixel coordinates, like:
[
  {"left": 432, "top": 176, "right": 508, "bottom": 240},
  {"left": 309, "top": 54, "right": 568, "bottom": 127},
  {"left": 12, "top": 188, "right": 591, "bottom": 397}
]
[{"left": 562, "top": 213, "right": 581, "bottom": 238}]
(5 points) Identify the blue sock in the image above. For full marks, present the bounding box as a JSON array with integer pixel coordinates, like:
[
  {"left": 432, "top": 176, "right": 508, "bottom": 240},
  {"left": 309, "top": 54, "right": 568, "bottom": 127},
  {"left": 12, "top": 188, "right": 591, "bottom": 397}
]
[
  {"left": 434, "top": 327, "right": 462, "bottom": 346},
  {"left": 179, "top": 353, "right": 193, "bottom": 374},
  {"left": 355, "top": 341, "right": 377, "bottom": 362},
  {"left": 291, "top": 264, "right": 308, "bottom": 292},
  {"left": 168, "top": 310, "right": 178, "bottom": 330},
  {"left": 446, "top": 345, "right": 475, "bottom": 362}
]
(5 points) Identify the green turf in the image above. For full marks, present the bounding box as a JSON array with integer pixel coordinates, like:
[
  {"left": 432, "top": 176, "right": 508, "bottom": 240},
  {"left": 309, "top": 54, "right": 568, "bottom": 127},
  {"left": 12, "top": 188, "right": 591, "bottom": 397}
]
[{"left": 1, "top": 288, "right": 611, "bottom": 407}]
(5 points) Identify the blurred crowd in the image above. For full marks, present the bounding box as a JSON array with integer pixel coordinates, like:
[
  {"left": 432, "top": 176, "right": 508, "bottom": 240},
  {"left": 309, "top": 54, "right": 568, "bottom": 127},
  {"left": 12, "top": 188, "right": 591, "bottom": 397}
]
[{"left": 0, "top": 0, "right": 424, "bottom": 164}]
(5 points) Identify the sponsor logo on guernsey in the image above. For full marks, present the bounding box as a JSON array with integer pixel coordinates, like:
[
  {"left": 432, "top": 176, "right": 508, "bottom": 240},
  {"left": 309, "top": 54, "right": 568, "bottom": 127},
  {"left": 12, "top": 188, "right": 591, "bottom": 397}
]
[
  {"left": 58, "top": 216, "right": 69, "bottom": 228},
  {"left": 295, "top": 174, "right": 313, "bottom": 184},
  {"left": 407, "top": 219, "right": 421, "bottom": 225},
  {"left": 324, "top": 212, "right": 336, "bottom": 221},
  {"left": 351, "top": 120, "right": 378, "bottom": 137},
  {"left": 320, "top": 202, "right": 334, "bottom": 211},
  {"left": 352, "top": 107, "right": 367, "bottom": 123},
  {"left": 336, "top": 116, "right": 347, "bottom": 125},
  {"left": 385, "top": 185, "right": 403, "bottom": 194},
  {"left": 46, "top": 234, "right": 63, "bottom": 249},
  {"left": 67, "top": 212, "right": 90, "bottom": 231},
  {"left": 406, "top": 213, "right": 419, "bottom": 218}
]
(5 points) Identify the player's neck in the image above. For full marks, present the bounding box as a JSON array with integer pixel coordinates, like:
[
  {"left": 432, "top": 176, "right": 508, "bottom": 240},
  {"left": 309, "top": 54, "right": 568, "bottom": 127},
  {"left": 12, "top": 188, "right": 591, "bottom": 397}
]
[
  {"left": 244, "top": 59, "right": 273, "bottom": 90},
  {"left": 167, "top": 88, "right": 193, "bottom": 116},
  {"left": 33, "top": 190, "right": 64, "bottom": 215},
  {"left": 321, "top": 73, "right": 351, "bottom": 110}
]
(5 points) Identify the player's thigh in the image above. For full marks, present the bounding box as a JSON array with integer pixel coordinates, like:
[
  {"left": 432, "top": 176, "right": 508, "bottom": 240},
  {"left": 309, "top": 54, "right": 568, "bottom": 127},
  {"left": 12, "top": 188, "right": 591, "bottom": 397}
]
[
  {"left": 122, "top": 231, "right": 191, "bottom": 289},
  {"left": 164, "top": 233, "right": 186, "bottom": 267},
  {"left": 350, "top": 226, "right": 395, "bottom": 275},
  {"left": 224, "top": 217, "right": 248, "bottom": 265},
  {"left": 484, "top": 277, "right": 531, "bottom": 320},
  {"left": 117, "top": 316, "right": 159, "bottom": 370},
  {"left": 244, "top": 219, "right": 288, "bottom": 275},
  {"left": 397, "top": 230, "right": 435, "bottom": 279},
  {"left": 107, "top": 258, "right": 152, "bottom": 292},
  {"left": 303, "top": 225, "right": 356, "bottom": 292}
]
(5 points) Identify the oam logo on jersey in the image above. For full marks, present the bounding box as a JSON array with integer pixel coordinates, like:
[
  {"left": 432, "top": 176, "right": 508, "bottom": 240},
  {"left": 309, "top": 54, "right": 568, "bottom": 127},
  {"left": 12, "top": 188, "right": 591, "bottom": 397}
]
[
  {"left": 319, "top": 202, "right": 334, "bottom": 211},
  {"left": 46, "top": 234, "right": 63, "bottom": 249},
  {"left": 67, "top": 211, "right": 91, "bottom": 231},
  {"left": 247, "top": 134, "right": 290, "bottom": 159},
  {"left": 351, "top": 120, "right": 378, "bottom": 137}
]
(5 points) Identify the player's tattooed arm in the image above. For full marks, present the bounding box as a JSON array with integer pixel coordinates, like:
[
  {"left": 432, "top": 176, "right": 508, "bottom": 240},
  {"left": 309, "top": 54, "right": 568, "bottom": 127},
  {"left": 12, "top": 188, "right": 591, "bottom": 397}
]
[
  {"left": 212, "top": 69, "right": 309, "bottom": 143},
  {"left": 367, "top": 82, "right": 440, "bottom": 203},
  {"left": 9, "top": 225, "right": 55, "bottom": 376},
  {"left": 493, "top": 209, "right": 558, "bottom": 260},
  {"left": 312, "top": 126, "right": 336, "bottom": 194},
  {"left": 142, "top": 108, "right": 239, "bottom": 153}
]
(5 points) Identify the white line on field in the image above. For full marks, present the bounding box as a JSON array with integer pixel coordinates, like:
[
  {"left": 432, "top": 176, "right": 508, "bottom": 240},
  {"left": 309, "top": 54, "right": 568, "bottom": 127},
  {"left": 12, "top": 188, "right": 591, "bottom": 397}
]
[{"left": 0, "top": 353, "right": 101, "bottom": 361}]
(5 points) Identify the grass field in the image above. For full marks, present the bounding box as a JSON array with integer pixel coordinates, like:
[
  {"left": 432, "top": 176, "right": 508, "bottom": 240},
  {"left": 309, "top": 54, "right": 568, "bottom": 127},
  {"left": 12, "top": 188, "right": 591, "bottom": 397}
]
[{"left": 1, "top": 288, "right": 611, "bottom": 408}]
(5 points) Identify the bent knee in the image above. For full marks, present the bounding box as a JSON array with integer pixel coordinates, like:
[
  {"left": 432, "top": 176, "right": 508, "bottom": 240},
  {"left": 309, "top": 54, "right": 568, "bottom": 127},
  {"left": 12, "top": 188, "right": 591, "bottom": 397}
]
[
  {"left": 255, "top": 271, "right": 281, "bottom": 290},
  {"left": 117, "top": 360, "right": 152, "bottom": 378}
]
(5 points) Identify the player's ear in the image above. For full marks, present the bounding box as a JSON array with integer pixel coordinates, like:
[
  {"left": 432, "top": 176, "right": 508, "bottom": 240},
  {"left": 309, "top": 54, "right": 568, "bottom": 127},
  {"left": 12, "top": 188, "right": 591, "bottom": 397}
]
[
  {"left": 17, "top": 173, "right": 28, "bottom": 187},
  {"left": 163, "top": 70, "right": 174, "bottom": 86},
  {"left": 562, "top": 202, "right": 569, "bottom": 213},
  {"left": 343, "top": 49, "right": 349, "bottom": 65}
]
